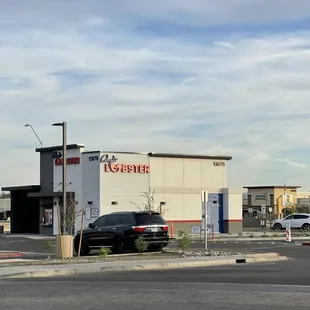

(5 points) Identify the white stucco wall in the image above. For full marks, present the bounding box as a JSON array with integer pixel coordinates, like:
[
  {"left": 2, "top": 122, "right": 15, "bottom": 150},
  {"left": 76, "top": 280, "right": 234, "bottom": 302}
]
[
  {"left": 100, "top": 152, "right": 150, "bottom": 214},
  {"left": 221, "top": 188, "right": 243, "bottom": 221},
  {"left": 51, "top": 147, "right": 238, "bottom": 233}
]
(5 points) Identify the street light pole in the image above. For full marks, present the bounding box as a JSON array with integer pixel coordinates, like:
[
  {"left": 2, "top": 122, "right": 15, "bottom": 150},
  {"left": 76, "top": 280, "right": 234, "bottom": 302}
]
[
  {"left": 25, "top": 124, "right": 43, "bottom": 148},
  {"left": 52, "top": 122, "right": 67, "bottom": 234}
]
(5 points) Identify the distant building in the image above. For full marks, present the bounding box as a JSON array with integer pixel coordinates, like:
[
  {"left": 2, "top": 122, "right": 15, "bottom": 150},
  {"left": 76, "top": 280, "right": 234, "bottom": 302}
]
[
  {"left": 0, "top": 198, "right": 10, "bottom": 220},
  {"left": 243, "top": 185, "right": 301, "bottom": 218}
]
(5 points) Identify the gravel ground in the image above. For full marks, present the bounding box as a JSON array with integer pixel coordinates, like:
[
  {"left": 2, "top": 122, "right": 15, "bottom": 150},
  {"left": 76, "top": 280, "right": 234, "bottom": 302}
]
[{"left": 163, "top": 248, "right": 241, "bottom": 257}]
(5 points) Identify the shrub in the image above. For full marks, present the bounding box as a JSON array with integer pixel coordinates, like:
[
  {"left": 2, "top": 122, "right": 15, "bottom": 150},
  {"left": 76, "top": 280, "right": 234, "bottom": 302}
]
[
  {"left": 44, "top": 240, "right": 54, "bottom": 259},
  {"left": 178, "top": 231, "right": 191, "bottom": 251},
  {"left": 178, "top": 230, "right": 186, "bottom": 237},
  {"left": 135, "top": 236, "right": 149, "bottom": 254},
  {"left": 99, "top": 247, "right": 111, "bottom": 258}
]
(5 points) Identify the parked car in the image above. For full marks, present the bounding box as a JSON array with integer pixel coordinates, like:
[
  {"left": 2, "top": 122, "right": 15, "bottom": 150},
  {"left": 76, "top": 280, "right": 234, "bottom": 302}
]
[
  {"left": 271, "top": 213, "right": 310, "bottom": 230},
  {"left": 74, "top": 211, "right": 169, "bottom": 255}
]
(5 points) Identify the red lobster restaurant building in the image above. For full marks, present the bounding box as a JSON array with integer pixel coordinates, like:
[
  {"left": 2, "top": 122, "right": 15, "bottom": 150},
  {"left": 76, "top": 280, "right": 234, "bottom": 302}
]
[{"left": 2, "top": 144, "right": 243, "bottom": 235}]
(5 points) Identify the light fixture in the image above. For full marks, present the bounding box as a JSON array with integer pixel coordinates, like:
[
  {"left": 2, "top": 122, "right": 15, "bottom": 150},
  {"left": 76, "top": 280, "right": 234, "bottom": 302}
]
[{"left": 24, "top": 124, "right": 43, "bottom": 148}]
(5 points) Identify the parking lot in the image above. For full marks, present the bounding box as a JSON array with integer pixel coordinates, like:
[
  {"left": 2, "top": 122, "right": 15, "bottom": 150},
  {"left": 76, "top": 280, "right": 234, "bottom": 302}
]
[
  {"left": 170, "top": 239, "right": 310, "bottom": 259},
  {"left": 1, "top": 235, "right": 309, "bottom": 260},
  {"left": 0, "top": 235, "right": 52, "bottom": 259},
  {"left": 2, "top": 237, "right": 310, "bottom": 310}
]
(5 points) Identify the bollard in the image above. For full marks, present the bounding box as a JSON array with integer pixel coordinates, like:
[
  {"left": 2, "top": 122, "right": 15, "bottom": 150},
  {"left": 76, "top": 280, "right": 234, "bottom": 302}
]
[
  {"left": 212, "top": 223, "right": 215, "bottom": 240},
  {"left": 170, "top": 221, "right": 174, "bottom": 238},
  {"left": 285, "top": 224, "right": 291, "bottom": 243}
]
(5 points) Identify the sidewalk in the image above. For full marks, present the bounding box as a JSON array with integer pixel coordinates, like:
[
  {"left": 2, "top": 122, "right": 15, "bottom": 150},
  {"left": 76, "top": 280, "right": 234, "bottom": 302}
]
[{"left": 0, "top": 252, "right": 287, "bottom": 279}]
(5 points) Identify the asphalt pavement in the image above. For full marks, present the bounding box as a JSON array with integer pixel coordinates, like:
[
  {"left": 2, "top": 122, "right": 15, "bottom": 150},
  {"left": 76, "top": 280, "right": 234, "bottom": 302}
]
[
  {"left": 174, "top": 240, "right": 310, "bottom": 260},
  {"left": 1, "top": 262, "right": 310, "bottom": 309},
  {"left": 0, "top": 236, "right": 47, "bottom": 256},
  {"left": 1, "top": 237, "right": 310, "bottom": 309}
]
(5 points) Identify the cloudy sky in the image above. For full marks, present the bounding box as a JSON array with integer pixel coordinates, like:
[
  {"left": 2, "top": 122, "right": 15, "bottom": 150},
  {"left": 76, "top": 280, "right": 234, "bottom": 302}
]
[{"left": 1, "top": 0, "right": 310, "bottom": 190}]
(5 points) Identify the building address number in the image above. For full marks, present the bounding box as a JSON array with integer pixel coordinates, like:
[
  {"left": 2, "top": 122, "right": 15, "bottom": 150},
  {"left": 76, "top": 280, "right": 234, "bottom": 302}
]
[{"left": 213, "top": 162, "right": 225, "bottom": 166}]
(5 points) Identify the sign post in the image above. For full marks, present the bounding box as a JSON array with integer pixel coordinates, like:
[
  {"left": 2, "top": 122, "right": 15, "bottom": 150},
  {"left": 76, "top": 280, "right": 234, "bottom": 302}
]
[
  {"left": 286, "top": 224, "right": 291, "bottom": 243},
  {"left": 202, "top": 190, "right": 208, "bottom": 251}
]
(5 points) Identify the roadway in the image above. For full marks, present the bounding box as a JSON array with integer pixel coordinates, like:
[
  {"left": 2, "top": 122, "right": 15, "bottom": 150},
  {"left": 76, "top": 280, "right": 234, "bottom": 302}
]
[
  {"left": 1, "top": 260, "right": 310, "bottom": 309},
  {"left": 1, "top": 237, "right": 310, "bottom": 308}
]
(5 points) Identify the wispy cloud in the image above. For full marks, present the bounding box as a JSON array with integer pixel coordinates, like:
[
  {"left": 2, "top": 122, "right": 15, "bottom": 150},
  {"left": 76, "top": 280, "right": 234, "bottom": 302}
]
[
  {"left": 0, "top": 1, "right": 310, "bottom": 189},
  {"left": 274, "top": 158, "right": 308, "bottom": 169}
]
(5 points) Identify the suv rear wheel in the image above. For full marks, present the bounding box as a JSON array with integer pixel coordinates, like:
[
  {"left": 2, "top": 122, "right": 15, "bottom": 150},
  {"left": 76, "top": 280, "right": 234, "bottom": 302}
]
[
  {"left": 112, "top": 236, "right": 125, "bottom": 254},
  {"left": 74, "top": 237, "right": 91, "bottom": 256}
]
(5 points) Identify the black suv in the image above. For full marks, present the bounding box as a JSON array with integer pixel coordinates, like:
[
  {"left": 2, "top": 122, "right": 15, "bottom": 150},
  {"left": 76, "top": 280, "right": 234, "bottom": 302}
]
[{"left": 74, "top": 211, "right": 169, "bottom": 255}]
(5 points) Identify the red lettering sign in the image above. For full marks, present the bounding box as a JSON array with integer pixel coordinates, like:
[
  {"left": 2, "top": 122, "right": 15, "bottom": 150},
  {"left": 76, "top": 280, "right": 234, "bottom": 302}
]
[
  {"left": 104, "top": 163, "right": 150, "bottom": 173},
  {"left": 55, "top": 157, "right": 80, "bottom": 166}
]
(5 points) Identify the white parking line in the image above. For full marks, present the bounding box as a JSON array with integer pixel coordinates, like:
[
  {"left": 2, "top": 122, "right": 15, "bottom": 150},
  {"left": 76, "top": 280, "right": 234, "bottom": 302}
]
[
  {"left": 254, "top": 244, "right": 302, "bottom": 250},
  {"left": 0, "top": 240, "right": 28, "bottom": 244}
]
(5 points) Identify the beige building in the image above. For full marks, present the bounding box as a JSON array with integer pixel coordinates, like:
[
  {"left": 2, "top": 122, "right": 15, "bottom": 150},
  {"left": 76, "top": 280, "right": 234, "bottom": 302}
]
[
  {"left": 244, "top": 185, "right": 301, "bottom": 218},
  {"left": 149, "top": 153, "right": 242, "bottom": 234}
]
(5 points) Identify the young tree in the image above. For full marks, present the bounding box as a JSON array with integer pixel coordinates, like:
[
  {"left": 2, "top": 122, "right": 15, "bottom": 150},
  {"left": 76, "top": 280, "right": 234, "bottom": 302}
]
[
  {"left": 60, "top": 193, "right": 81, "bottom": 235},
  {"left": 130, "top": 191, "right": 168, "bottom": 216}
]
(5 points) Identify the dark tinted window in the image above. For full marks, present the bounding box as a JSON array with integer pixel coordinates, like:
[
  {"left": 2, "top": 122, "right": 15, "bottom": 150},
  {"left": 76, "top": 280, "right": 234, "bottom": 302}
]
[
  {"left": 93, "top": 216, "right": 107, "bottom": 227},
  {"left": 119, "top": 214, "right": 135, "bottom": 225},
  {"left": 106, "top": 215, "right": 120, "bottom": 226},
  {"left": 293, "top": 214, "right": 309, "bottom": 219},
  {"left": 247, "top": 195, "right": 251, "bottom": 207},
  {"left": 285, "top": 215, "right": 294, "bottom": 220},
  {"left": 270, "top": 194, "right": 274, "bottom": 206},
  {"left": 135, "top": 213, "right": 166, "bottom": 225}
]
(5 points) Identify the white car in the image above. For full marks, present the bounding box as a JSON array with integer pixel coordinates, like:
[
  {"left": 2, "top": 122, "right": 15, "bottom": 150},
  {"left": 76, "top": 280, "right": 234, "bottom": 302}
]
[{"left": 272, "top": 213, "right": 310, "bottom": 230}]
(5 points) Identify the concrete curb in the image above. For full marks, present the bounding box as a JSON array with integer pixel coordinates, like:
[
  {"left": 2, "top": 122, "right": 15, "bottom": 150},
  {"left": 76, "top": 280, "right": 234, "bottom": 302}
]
[
  {"left": 0, "top": 252, "right": 23, "bottom": 259},
  {"left": 0, "top": 252, "right": 287, "bottom": 279}
]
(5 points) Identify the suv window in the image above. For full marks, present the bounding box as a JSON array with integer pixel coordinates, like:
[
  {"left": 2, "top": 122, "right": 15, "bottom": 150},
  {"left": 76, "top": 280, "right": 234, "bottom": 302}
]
[
  {"left": 293, "top": 214, "right": 309, "bottom": 219},
  {"left": 119, "top": 214, "right": 135, "bottom": 225},
  {"left": 284, "top": 215, "right": 294, "bottom": 220},
  {"left": 135, "top": 213, "right": 166, "bottom": 225},
  {"left": 105, "top": 214, "right": 120, "bottom": 226},
  {"left": 93, "top": 216, "right": 107, "bottom": 227}
]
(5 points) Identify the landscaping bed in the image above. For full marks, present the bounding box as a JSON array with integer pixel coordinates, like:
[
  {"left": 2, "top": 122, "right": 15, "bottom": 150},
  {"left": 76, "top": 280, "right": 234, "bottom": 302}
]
[{"left": 0, "top": 248, "right": 242, "bottom": 267}]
